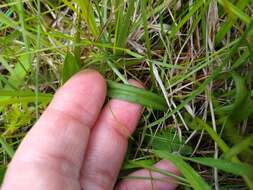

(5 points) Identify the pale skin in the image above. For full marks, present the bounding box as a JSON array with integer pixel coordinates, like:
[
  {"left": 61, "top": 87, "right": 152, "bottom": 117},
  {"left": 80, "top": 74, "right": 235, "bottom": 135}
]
[{"left": 1, "top": 70, "right": 179, "bottom": 190}]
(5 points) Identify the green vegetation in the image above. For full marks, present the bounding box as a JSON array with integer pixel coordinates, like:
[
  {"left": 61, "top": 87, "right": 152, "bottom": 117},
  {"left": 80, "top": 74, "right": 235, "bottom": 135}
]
[{"left": 0, "top": 0, "right": 253, "bottom": 189}]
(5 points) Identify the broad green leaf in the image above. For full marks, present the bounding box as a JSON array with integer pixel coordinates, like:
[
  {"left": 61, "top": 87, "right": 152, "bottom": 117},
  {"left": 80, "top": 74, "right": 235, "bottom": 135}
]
[
  {"left": 61, "top": 52, "right": 81, "bottom": 84},
  {"left": 107, "top": 80, "right": 167, "bottom": 111},
  {"left": 153, "top": 150, "right": 211, "bottom": 190}
]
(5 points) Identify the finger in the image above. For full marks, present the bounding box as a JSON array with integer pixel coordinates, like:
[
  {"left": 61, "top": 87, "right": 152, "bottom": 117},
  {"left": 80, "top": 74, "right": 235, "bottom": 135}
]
[
  {"left": 116, "top": 160, "right": 180, "bottom": 190},
  {"left": 80, "top": 80, "right": 143, "bottom": 190},
  {"left": 2, "top": 70, "right": 106, "bottom": 190}
]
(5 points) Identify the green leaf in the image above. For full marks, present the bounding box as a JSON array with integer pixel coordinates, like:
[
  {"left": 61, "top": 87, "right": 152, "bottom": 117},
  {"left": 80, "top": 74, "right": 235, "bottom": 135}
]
[
  {"left": 122, "top": 158, "right": 188, "bottom": 185},
  {"left": 107, "top": 80, "right": 167, "bottom": 111},
  {"left": 0, "top": 11, "right": 18, "bottom": 28},
  {"left": 0, "top": 90, "right": 52, "bottom": 106},
  {"left": 0, "top": 136, "right": 14, "bottom": 158},
  {"left": 170, "top": 0, "right": 204, "bottom": 37},
  {"left": 230, "top": 73, "right": 253, "bottom": 123},
  {"left": 184, "top": 157, "right": 253, "bottom": 179},
  {"left": 73, "top": 0, "right": 99, "bottom": 37},
  {"left": 0, "top": 166, "right": 6, "bottom": 184},
  {"left": 217, "top": 0, "right": 251, "bottom": 24},
  {"left": 186, "top": 116, "right": 230, "bottom": 153},
  {"left": 215, "top": 0, "right": 251, "bottom": 44},
  {"left": 122, "top": 159, "right": 155, "bottom": 170},
  {"left": 61, "top": 52, "right": 81, "bottom": 84},
  {"left": 0, "top": 90, "right": 52, "bottom": 97},
  {"left": 147, "top": 129, "right": 192, "bottom": 155},
  {"left": 153, "top": 150, "right": 211, "bottom": 190},
  {"left": 223, "top": 133, "right": 253, "bottom": 159},
  {"left": 223, "top": 73, "right": 253, "bottom": 144},
  {"left": 114, "top": 0, "right": 135, "bottom": 54}
]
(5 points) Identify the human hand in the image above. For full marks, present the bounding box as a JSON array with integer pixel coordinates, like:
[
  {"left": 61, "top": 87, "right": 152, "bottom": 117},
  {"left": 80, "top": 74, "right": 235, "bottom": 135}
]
[{"left": 1, "top": 70, "right": 179, "bottom": 190}]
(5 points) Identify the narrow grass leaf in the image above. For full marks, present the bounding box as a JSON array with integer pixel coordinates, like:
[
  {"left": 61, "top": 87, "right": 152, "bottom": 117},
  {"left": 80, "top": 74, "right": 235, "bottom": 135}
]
[
  {"left": 6, "top": 55, "right": 31, "bottom": 90},
  {"left": 184, "top": 157, "right": 253, "bottom": 179},
  {"left": 147, "top": 130, "right": 192, "bottom": 155},
  {"left": 114, "top": 0, "right": 135, "bottom": 54},
  {"left": 187, "top": 116, "right": 230, "bottom": 153},
  {"left": 123, "top": 158, "right": 188, "bottom": 184},
  {"left": 215, "top": 0, "right": 251, "bottom": 44},
  {"left": 0, "top": 11, "right": 17, "bottom": 28},
  {"left": 107, "top": 80, "right": 167, "bottom": 111},
  {"left": 0, "top": 166, "right": 6, "bottom": 184},
  {"left": 0, "top": 90, "right": 52, "bottom": 97},
  {"left": 74, "top": 0, "right": 99, "bottom": 37},
  {"left": 61, "top": 52, "right": 81, "bottom": 84},
  {"left": 224, "top": 133, "right": 253, "bottom": 159},
  {"left": 153, "top": 150, "right": 211, "bottom": 190},
  {"left": 122, "top": 159, "right": 155, "bottom": 170},
  {"left": 0, "top": 90, "right": 52, "bottom": 106},
  {"left": 170, "top": 0, "right": 204, "bottom": 37},
  {"left": 217, "top": 0, "right": 251, "bottom": 24},
  {"left": 0, "top": 136, "right": 14, "bottom": 158}
]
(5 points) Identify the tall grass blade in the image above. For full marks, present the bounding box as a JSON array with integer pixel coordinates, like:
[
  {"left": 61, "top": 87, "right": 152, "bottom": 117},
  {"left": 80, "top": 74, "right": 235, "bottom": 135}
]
[{"left": 73, "top": 0, "right": 99, "bottom": 37}]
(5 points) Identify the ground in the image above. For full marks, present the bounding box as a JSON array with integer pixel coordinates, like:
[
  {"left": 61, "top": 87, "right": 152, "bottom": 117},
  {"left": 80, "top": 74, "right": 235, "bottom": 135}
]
[{"left": 0, "top": 0, "right": 253, "bottom": 189}]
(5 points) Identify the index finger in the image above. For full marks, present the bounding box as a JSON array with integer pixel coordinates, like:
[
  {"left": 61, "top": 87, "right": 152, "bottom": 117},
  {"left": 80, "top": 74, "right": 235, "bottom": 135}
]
[{"left": 3, "top": 70, "right": 106, "bottom": 188}]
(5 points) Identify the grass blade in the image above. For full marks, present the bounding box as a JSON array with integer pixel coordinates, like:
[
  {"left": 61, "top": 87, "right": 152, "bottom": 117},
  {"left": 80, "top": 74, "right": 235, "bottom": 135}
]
[
  {"left": 61, "top": 52, "right": 81, "bottom": 84},
  {"left": 0, "top": 90, "right": 52, "bottom": 106},
  {"left": 215, "top": 0, "right": 251, "bottom": 44},
  {"left": 73, "top": 0, "right": 99, "bottom": 37},
  {"left": 0, "top": 136, "right": 14, "bottom": 158},
  {"left": 114, "top": 0, "right": 135, "bottom": 54},
  {"left": 217, "top": 0, "right": 251, "bottom": 24},
  {"left": 184, "top": 157, "right": 253, "bottom": 179},
  {"left": 153, "top": 150, "right": 211, "bottom": 190},
  {"left": 0, "top": 166, "right": 6, "bottom": 184},
  {"left": 224, "top": 133, "right": 253, "bottom": 159},
  {"left": 107, "top": 80, "right": 167, "bottom": 111}
]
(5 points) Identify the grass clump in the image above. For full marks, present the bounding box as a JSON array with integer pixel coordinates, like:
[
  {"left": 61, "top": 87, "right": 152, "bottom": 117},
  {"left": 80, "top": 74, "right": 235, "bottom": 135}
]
[{"left": 1, "top": 0, "right": 253, "bottom": 189}]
